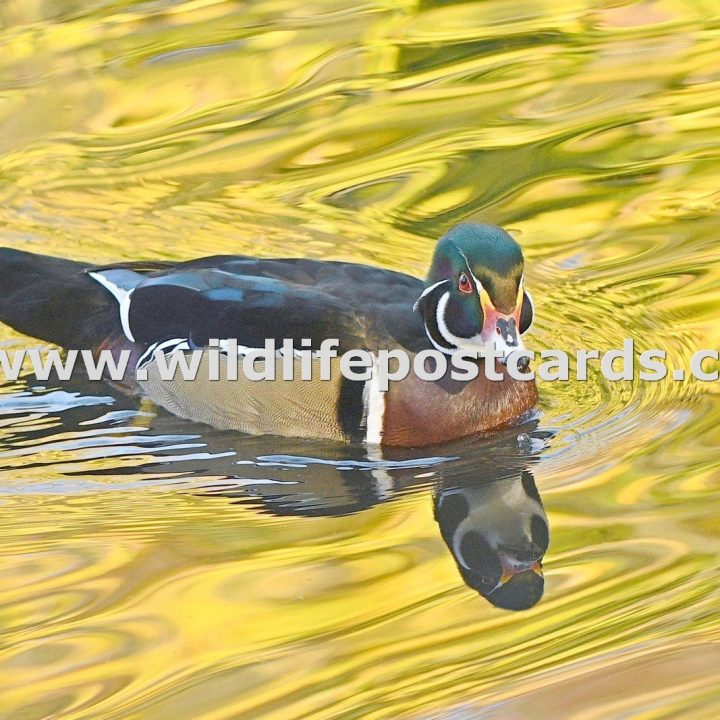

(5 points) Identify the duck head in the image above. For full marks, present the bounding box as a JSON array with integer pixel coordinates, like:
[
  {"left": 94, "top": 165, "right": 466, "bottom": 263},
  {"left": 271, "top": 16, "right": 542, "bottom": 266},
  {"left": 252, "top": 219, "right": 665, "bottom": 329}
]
[
  {"left": 434, "top": 469, "right": 548, "bottom": 611},
  {"left": 415, "top": 223, "right": 534, "bottom": 361}
]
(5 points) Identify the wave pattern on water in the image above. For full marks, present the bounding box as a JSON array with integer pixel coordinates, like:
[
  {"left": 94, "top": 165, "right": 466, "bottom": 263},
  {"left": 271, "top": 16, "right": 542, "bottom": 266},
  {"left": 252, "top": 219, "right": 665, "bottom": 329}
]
[{"left": 1, "top": 1, "right": 720, "bottom": 718}]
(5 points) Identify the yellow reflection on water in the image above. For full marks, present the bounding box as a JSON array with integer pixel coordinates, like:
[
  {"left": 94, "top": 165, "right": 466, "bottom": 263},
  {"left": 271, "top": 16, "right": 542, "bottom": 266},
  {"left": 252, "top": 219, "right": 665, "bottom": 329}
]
[{"left": 1, "top": 0, "right": 720, "bottom": 718}]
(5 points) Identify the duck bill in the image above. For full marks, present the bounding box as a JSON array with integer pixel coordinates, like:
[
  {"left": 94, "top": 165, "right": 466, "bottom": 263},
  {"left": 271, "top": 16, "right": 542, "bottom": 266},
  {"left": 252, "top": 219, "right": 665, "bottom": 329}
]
[
  {"left": 498, "top": 559, "right": 543, "bottom": 586},
  {"left": 478, "top": 287, "right": 525, "bottom": 362}
]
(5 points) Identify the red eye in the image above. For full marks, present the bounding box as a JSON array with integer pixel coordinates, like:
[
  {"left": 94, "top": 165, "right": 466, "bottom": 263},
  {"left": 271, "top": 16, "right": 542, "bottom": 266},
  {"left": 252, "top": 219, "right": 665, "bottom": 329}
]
[{"left": 458, "top": 272, "right": 473, "bottom": 294}]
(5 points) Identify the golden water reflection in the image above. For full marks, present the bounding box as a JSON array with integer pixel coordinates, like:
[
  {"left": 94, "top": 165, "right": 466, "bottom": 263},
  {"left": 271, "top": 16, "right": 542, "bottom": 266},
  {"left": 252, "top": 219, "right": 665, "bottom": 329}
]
[{"left": 1, "top": 0, "right": 720, "bottom": 718}]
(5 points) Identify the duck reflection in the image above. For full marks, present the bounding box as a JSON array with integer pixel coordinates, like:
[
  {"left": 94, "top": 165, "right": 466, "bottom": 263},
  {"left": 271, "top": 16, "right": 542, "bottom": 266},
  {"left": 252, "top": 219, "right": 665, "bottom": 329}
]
[
  {"left": 434, "top": 465, "right": 548, "bottom": 611},
  {"left": 1, "top": 374, "right": 550, "bottom": 610},
  {"left": 182, "top": 423, "right": 551, "bottom": 609},
  {"left": 148, "top": 416, "right": 551, "bottom": 611}
]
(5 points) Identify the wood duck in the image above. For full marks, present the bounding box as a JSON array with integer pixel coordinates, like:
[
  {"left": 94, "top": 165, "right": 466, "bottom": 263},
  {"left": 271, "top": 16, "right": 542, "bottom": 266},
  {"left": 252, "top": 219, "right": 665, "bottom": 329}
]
[{"left": 0, "top": 223, "right": 537, "bottom": 447}]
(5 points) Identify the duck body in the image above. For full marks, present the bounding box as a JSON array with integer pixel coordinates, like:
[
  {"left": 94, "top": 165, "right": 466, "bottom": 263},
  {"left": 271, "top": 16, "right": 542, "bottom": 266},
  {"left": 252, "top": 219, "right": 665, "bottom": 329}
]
[{"left": 0, "top": 224, "right": 537, "bottom": 446}]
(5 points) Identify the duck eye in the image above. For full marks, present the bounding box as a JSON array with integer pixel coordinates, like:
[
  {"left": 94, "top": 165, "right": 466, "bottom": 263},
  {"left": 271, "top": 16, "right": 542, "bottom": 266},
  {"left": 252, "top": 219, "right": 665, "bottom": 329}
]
[{"left": 458, "top": 272, "right": 473, "bottom": 294}]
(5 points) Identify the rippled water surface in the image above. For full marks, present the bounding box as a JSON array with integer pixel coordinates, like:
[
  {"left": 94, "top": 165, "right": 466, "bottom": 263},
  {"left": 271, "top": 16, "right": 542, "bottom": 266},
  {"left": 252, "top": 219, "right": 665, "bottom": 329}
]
[{"left": 2, "top": 1, "right": 720, "bottom": 718}]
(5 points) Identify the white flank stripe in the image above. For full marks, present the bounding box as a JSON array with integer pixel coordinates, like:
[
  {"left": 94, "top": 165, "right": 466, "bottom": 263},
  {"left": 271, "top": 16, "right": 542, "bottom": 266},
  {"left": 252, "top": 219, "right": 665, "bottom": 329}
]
[{"left": 88, "top": 271, "right": 136, "bottom": 342}]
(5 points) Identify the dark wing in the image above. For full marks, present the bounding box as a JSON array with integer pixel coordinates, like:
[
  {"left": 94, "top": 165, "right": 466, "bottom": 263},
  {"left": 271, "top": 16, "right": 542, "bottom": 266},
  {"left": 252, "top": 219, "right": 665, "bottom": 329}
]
[
  {"left": 127, "top": 269, "right": 367, "bottom": 351},
  {"left": 91, "top": 255, "right": 428, "bottom": 352},
  {"left": 120, "top": 258, "right": 366, "bottom": 351}
]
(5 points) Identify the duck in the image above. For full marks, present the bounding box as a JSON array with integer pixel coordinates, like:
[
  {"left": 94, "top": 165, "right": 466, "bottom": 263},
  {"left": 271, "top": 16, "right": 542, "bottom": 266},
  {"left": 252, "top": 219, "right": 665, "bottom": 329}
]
[{"left": 0, "top": 223, "right": 537, "bottom": 447}]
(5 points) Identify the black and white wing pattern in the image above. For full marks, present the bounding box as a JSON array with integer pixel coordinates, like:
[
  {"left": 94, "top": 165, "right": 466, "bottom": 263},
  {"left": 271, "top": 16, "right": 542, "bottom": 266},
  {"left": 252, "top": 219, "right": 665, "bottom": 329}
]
[{"left": 88, "top": 256, "right": 426, "bottom": 354}]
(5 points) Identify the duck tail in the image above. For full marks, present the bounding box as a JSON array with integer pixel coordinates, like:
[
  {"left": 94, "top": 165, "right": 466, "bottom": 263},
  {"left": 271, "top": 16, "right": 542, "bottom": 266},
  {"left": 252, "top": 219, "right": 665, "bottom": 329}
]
[{"left": 0, "top": 247, "right": 121, "bottom": 349}]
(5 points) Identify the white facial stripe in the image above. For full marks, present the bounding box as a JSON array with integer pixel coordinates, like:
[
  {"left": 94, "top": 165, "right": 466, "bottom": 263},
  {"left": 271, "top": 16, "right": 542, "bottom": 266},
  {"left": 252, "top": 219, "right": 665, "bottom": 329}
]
[
  {"left": 413, "top": 279, "right": 449, "bottom": 312},
  {"left": 446, "top": 480, "right": 547, "bottom": 582},
  {"left": 434, "top": 290, "right": 526, "bottom": 358},
  {"left": 493, "top": 332, "right": 526, "bottom": 358},
  {"left": 437, "top": 489, "right": 472, "bottom": 569},
  {"left": 435, "top": 292, "right": 484, "bottom": 353},
  {"left": 456, "top": 248, "right": 486, "bottom": 298},
  {"left": 419, "top": 260, "right": 528, "bottom": 357}
]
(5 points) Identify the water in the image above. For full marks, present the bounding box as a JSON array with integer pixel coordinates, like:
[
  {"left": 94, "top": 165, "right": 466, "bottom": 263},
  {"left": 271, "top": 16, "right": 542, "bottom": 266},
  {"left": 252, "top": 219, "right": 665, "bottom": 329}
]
[{"left": 1, "top": 1, "right": 720, "bottom": 718}]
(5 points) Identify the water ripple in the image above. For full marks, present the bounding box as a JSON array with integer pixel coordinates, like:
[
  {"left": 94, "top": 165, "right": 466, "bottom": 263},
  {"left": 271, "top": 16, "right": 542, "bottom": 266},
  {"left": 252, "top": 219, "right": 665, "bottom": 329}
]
[{"left": 1, "top": 1, "right": 719, "bottom": 718}]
